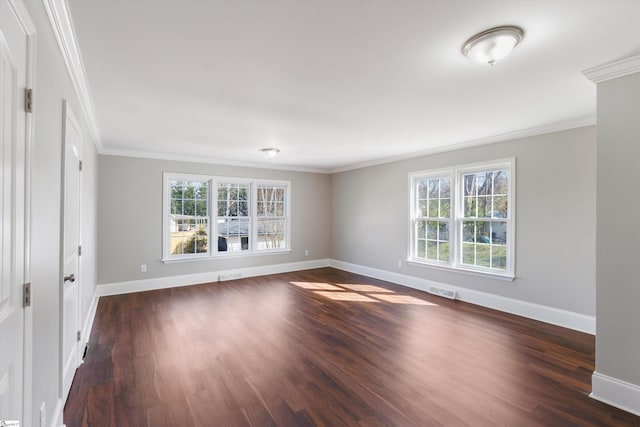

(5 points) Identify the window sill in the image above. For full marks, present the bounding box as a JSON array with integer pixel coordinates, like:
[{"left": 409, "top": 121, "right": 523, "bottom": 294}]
[
  {"left": 406, "top": 259, "right": 515, "bottom": 282},
  {"left": 162, "top": 249, "right": 292, "bottom": 264}
]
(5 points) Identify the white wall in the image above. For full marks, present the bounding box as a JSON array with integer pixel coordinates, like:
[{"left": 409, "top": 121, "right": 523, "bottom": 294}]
[
  {"left": 331, "top": 126, "right": 597, "bottom": 317},
  {"left": 592, "top": 70, "right": 640, "bottom": 414},
  {"left": 97, "top": 155, "right": 331, "bottom": 285},
  {"left": 23, "top": 1, "right": 99, "bottom": 425}
]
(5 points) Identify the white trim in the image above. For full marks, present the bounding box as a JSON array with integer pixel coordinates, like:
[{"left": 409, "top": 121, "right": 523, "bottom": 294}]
[
  {"left": 104, "top": 118, "right": 595, "bottom": 175},
  {"left": 162, "top": 173, "right": 212, "bottom": 261},
  {"left": 59, "top": 100, "right": 83, "bottom": 403},
  {"left": 96, "top": 259, "right": 330, "bottom": 297},
  {"left": 80, "top": 288, "right": 99, "bottom": 348},
  {"left": 161, "top": 249, "right": 293, "bottom": 264},
  {"left": 329, "top": 117, "right": 595, "bottom": 174},
  {"left": 583, "top": 55, "right": 640, "bottom": 84},
  {"left": 591, "top": 371, "right": 640, "bottom": 416},
  {"left": 406, "top": 260, "right": 515, "bottom": 281},
  {"left": 102, "top": 149, "right": 328, "bottom": 174},
  {"left": 408, "top": 158, "right": 516, "bottom": 279},
  {"left": 49, "top": 397, "right": 64, "bottom": 427},
  {"left": 7, "top": 2, "right": 37, "bottom": 426},
  {"left": 41, "top": 0, "right": 102, "bottom": 150},
  {"left": 328, "top": 259, "right": 595, "bottom": 334},
  {"left": 163, "top": 173, "right": 292, "bottom": 261}
]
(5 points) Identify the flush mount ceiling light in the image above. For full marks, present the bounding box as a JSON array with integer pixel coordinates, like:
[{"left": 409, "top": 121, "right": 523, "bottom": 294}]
[
  {"left": 260, "top": 147, "right": 280, "bottom": 159},
  {"left": 462, "top": 26, "right": 524, "bottom": 65}
]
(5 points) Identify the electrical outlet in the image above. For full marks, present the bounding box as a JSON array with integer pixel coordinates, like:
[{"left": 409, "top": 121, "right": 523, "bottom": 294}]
[
  {"left": 40, "top": 402, "right": 46, "bottom": 427},
  {"left": 304, "top": 249, "right": 309, "bottom": 256},
  {"left": 140, "top": 264, "right": 147, "bottom": 273},
  {"left": 398, "top": 260, "right": 403, "bottom": 268}
]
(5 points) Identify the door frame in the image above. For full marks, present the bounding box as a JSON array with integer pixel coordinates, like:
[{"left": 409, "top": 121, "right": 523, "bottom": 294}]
[
  {"left": 6, "top": 1, "right": 36, "bottom": 425},
  {"left": 59, "top": 99, "right": 82, "bottom": 404}
]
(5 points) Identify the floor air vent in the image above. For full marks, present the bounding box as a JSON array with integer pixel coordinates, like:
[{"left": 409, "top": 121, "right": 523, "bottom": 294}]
[{"left": 427, "top": 285, "right": 457, "bottom": 300}]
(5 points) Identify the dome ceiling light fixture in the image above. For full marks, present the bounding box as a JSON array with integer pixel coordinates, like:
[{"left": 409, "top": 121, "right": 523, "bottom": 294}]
[
  {"left": 462, "top": 25, "right": 524, "bottom": 65},
  {"left": 260, "top": 147, "right": 280, "bottom": 159}
]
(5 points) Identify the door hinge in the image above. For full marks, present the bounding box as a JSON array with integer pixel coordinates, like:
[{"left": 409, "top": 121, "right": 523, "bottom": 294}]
[
  {"left": 78, "top": 245, "right": 82, "bottom": 256},
  {"left": 77, "top": 330, "right": 81, "bottom": 342},
  {"left": 79, "top": 160, "right": 83, "bottom": 171},
  {"left": 25, "top": 88, "right": 33, "bottom": 113},
  {"left": 23, "top": 282, "right": 31, "bottom": 307}
]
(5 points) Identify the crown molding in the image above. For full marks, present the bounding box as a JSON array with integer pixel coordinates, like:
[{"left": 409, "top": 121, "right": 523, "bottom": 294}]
[
  {"left": 100, "top": 147, "right": 331, "bottom": 174},
  {"left": 329, "top": 116, "right": 596, "bottom": 174},
  {"left": 42, "top": 0, "right": 102, "bottom": 150},
  {"left": 583, "top": 54, "right": 640, "bottom": 84},
  {"left": 101, "top": 116, "right": 595, "bottom": 175}
]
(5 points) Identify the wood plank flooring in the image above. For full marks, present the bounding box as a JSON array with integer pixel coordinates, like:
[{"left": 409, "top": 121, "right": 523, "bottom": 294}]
[{"left": 64, "top": 268, "right": 640, "bottom": 426}]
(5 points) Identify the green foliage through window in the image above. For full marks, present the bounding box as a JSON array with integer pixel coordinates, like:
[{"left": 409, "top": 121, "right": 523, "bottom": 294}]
[{"left": 410, "top": 160, "right": 514, "bottom": 276}]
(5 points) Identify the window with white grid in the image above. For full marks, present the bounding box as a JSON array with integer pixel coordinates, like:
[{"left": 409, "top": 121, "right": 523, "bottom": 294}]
[
  {"left": 163, "top": 173, "right": 290, "bottom": 261},
  {"left": 409, "top": 159, "right": 515, "bottom": 278},
  {"left": 256, "top": 184, "right": 288, "bottom": 251},
  {"left": 413, "top": 175, "right": 451, "bottom": 263}
]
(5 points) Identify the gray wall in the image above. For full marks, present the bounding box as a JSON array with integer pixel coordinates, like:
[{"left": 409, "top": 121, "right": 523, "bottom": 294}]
[
  {"left": 596, "top": 72, "right": 640, "bottom": 385},
  {"left": 98, "top": 156, "right": 331, "bottom": 284},
  {"left": 331, "top": 126, "right": 597, "bottom": 316},
  {"left": 24, "top": 1, "right": 99, "bottom": 424}
]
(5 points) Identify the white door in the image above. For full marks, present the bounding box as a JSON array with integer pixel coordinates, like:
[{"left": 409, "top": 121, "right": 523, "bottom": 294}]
[
  {"left": 0, "top": 0, "right": 30, "bottom": 423},
  {"left": 61, "top": 101, "right": 81, "bottom": 402}
]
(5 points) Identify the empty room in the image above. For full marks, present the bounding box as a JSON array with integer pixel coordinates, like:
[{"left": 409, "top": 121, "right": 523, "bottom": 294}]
[{"left": 2, "top": 0, "right": 640, "bottom": 426}]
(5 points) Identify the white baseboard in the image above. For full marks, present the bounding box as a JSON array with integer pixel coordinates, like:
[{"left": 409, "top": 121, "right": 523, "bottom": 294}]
[
  {"left": 97, "top": 259, "right": 331, "bottom": 297},
  {"left": 329, "top": 259, "right": 596, "bottom": 334},
  {"left": 95, "top": 258, "right": 594, "bottom": 334},
  {"left": 591, "top": 371, "right": 640, "bottom": 416},
  {"left": 81, "top": 289, "right": 100, "bottom": 348},
  {"left": 51, "top": 397, "right": 63, "bottom": 427}
]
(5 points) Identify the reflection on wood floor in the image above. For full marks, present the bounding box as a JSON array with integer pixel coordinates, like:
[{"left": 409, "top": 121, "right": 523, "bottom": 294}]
[{"left": 64, "top": 268, "right": 640, "bottom": 426}]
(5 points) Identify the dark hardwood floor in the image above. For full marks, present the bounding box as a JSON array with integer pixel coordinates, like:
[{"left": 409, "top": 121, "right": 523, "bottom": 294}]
[{"left": 64, "top": 268, "right": 640, "bottom": 426}]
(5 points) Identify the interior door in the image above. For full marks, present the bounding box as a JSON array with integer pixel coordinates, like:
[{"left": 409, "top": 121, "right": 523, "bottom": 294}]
[
  {"left": 0, "top": 0, "right": 29, "bottom": 423},
  {"left": 61, "top": 101, "right": 81, "bottom": 402}
]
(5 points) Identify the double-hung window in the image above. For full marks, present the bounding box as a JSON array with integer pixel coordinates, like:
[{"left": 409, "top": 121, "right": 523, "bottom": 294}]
[
  {"left": 256, "top": 184, "right": 287, "bottom": 250},
  {"left": 217, "top": 182, "right": 250, "bottom": 253},
  {"left": 168, "top": 176, "right": 210, "bottom": 257},
  {"left": 414, "top": 174, "right": 451, "bottom": 263},
  {"left": 410, "top": 159, "right": 515, "bottom": 278},
  {"left": 163, "top": 173, "right": 291, "bottom": 261}
]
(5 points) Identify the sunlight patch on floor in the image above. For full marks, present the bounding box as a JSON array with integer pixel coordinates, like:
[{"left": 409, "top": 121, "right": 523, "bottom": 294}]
[
  {"left": 337, "top": 284, "right": 394, "bottom": 293},
  {"left": 290, "top": 281, "right": 344, "bottom": 291},
  {"left": 291, "top": 281, "right": 439, "bottom": 306},
  {"left": 314, "top": 291, "right": 379, "bottom": 302}
]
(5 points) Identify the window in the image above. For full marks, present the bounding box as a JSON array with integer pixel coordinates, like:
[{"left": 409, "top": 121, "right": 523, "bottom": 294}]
[
  {"left": 256, "top": 184, "right": 287, "bottom": 250},
  {"left": 410, "top": 159, "right": 515, "bottom": 278},
  {"left": 217, "top": 182, "right": 250, "bottom": 253},
  {"left": 163, "top": 173, "right": 290, "bottom": 261},
  {"left": 415, "top": 175, "right": 451, "bottom": 263},
  {"left": 168, "top": 178, "right": 209, "bottom": 256}
]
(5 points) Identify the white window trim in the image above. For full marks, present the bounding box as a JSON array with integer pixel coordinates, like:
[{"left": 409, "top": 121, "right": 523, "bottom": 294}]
[
  {"left": 162, "top": 173, "right": 291, "bottom": 262},
  {"left": 163, "top": 172, "right": 212, "bottom": 262},
  {"left": 409, "top": 168, "right": 453, "bottom": 266},
  {"left": 253, "top": 180, "right": 292, "bottom": 255},
  {"left": 408, "top": 158, "right": 516, "bottom": 280}
]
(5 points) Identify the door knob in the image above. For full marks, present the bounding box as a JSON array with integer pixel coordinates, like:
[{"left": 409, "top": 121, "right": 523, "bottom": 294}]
[{"left": 64, "top": 273, "right": 76, "bottom": 283}]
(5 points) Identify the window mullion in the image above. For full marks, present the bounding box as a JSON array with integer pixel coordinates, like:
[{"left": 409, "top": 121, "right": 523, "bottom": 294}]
[
  {"left": 251, "top": 183, "right": 257, "bottom": 253},
  {"left": 211, "top": 179, "right": 217, "bottom": 256}
]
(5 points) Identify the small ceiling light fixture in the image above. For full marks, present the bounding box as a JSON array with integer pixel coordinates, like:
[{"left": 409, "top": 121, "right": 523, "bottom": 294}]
[
  {"left": 260, "top": 147, "right": 280, "bottom": 159},
  {"left": 462, "top": 25, "right": 524, "bottom": 65}
]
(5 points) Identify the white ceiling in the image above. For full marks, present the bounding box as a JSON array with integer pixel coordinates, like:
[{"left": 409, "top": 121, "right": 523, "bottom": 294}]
[{"left": 66, "top": 0, "right": 640, "bottom": 173}]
